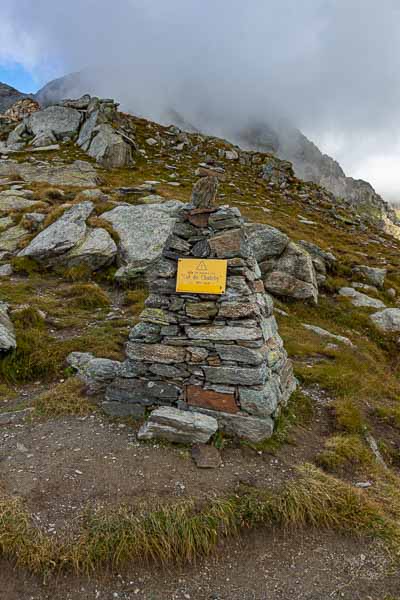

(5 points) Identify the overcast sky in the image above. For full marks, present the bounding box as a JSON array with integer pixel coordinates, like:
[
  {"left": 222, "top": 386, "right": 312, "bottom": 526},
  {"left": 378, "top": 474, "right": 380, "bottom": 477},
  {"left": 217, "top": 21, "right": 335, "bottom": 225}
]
[{"left": 1, "top": 0, "right": 400, "bottom": 202}]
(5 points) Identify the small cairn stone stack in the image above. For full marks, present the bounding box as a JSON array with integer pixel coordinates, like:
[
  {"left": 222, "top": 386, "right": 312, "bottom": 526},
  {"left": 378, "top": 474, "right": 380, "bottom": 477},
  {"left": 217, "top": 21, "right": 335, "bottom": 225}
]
[{"left": 105, "top": 176, "right": 296, "bottom": 443}]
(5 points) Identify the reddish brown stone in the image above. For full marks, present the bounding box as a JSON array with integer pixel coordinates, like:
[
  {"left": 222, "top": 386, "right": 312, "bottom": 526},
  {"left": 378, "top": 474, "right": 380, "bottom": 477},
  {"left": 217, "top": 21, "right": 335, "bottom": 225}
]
[
  {"left": 185, "top": 208, "right": 216, "bottom": 228},
  {"left": 254, "top": 280, "right": 265, "bottom": 292},
  {"left": 186, "top": 385, "right": 238, "bottom": 413}
]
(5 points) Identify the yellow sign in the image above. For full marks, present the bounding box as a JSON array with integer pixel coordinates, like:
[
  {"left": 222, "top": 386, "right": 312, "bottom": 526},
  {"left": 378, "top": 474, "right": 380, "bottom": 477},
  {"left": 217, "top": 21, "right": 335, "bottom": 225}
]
[{"left": 176, "top": 258, "right": 227, "bottom": 294}]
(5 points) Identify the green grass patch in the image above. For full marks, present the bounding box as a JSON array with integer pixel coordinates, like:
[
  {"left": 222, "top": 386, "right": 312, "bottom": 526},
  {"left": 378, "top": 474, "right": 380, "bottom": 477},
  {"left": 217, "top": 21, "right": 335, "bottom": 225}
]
[{"left": 62, "top": 283, "right": 111, "bottom": 310}]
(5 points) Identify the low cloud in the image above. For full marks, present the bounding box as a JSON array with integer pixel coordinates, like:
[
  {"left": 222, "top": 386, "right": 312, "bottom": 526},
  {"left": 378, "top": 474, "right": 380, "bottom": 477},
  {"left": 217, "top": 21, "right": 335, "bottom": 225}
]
[{"left": 2, "top": 0, "right": 400, "bottom": 200}]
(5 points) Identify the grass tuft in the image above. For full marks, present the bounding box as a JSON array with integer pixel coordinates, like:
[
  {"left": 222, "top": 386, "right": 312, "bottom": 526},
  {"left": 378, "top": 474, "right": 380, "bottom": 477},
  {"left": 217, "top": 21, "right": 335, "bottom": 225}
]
[
  {"left": 316, "top": 434, "right": 373, "bottom": 474},
  {"left": 63, "top": 283, "right": 111, "bottom": 310},
  {"left": 33, "top": 377, "right": 94, "bottom": 417},
  {"left": 0, "top": 464, "right": 398, "bottom": 576}
]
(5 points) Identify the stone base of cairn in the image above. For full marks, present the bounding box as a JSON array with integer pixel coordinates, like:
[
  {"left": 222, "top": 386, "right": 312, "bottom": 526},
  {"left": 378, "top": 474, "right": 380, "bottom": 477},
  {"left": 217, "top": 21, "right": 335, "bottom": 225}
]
[{"left": 105, "top": 179, "right": 296, "bottom": 443}]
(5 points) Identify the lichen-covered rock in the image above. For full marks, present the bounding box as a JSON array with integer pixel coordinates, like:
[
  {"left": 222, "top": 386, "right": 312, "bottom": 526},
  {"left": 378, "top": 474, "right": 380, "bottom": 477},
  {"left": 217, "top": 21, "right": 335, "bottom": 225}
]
[
  {"left": 137, "top": 407, "right": 218, "bottom": 444},
  {"left": 261, "top": 242, "right": 318, "bottom": 304},
  {"left": 102, "top": 201, "right": 183, "bottom": 279},
  {"left": 245, "top": 223, "right": 289, "bottom": 261},
  {"left": 0, "top": 302, "right": 16, "bottom": 352},
  {"left": 0, "top": 225, "right": 28, "bottom": 253},
  {"left": 27, "top": 106, "right": 82, "bottom": 139},
  {"left": 65, "top": 227, "right": 117, "bottom": 270},
  {"left": 339, "top": 287, "right": 385, "bottom": 309},
  {"left": 87, "top": 124, "right": 133, "bottom": 168},
  {"left": 18, "top": 201, "right": 94, "bottom": 261},
  {"left": 353, "top": 265, "right": 387, "bottom": 288},
  {"left": 370, "top": 308, "right": 400, "bottom": 332}
]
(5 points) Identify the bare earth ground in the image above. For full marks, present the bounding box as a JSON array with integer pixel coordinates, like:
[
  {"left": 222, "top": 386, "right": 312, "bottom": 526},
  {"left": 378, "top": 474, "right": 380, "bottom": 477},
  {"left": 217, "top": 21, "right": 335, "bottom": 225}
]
[
  {"left": 1, "top": 530, "right": 398, "bottom": 599},
  {"left": 0, "top": 410, "right": 399, "bottom": 599}
]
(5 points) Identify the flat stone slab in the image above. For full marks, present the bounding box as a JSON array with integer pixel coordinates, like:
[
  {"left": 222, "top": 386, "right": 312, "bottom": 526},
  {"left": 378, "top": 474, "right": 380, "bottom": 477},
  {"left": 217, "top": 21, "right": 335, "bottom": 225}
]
[
  {"left": 0, "top": 160, "right": 100, "bottom": 187},
  {"left": 185, "top": 325, "right": 261, "bottom": 341},
  {"left": 302, "top": 323, "right": 353, "bottom": 347},
  {"left": 137, "top": 406, "right": 218, "bottom": 444}
]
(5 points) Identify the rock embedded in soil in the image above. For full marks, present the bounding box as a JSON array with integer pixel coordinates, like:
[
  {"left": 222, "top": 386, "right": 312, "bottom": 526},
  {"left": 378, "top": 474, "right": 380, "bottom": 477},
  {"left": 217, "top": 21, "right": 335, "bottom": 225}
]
[
  {"left": 0, "top": 301, "right": 16, "bottom": 352},
  {"left": 338, "top": 287, "right": 386, "bottom": 309},
  {"left": 191, "top": 444, "right": 222, "bottom": 468},
  {"left": 370, "top": 308, "right": 400, "bottom": 332},
  {"left": 353, "top": 265, "right": 386, "bottom": 288}
]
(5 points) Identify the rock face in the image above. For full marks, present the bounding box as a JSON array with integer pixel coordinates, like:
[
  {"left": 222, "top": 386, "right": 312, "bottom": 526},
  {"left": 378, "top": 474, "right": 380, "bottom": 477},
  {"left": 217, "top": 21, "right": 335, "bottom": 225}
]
[
  {"left": 370, "top": 308, "right": 400, "bottom": 332},
  {"left": 102, "top": 201, "right": 183, "bottom": 279},
  {"left": 65, "top": 227, "right": 117, "bottom": 269},
  {"left": 104, "top": 189, "right": 296, "bottom": 442},
  {"left": 0, "top": 302, "right": 16, "bottom": 352}
]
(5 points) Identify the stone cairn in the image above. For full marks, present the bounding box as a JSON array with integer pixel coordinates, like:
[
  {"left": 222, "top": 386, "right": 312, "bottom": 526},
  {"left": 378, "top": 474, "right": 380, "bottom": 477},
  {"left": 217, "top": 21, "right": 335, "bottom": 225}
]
[{"left": 105, "top": 176, "right": 296, "bottom": 443}]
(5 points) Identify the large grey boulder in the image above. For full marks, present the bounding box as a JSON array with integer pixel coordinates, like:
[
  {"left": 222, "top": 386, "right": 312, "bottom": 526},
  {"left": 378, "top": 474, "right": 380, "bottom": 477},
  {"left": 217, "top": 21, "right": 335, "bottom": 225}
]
[
  {"left": 0, "top": 302, "right": 16, "bottom": 352},
  {"left": 102, "top": 200, "right": 183, "bottom": 279},
  {"left": 353, "top": 265, "right": 387, "bottom": 288},
  {"left": 339, "top": 287, "right": 385, "bottom": 309},
  {"left": 137, "top": 406, "right": 218, "bottom": 444},
  {"left": 65, "top": 227, "right": 117, "bottom": 269},
  {"left": 27, "top": 106, "right": 82, "bottom": 139},
  {"left": 87, "top": 124, "right": 133, "bottom": 168},
  {"left": 370, "top": 308, "right": 400, "bottom": 332},
  {"left": 245, "top": 223, "right": 289, "bottom": 261},
  {"left": 261, "top": 242, "right": 318, "bottom": 304},
  {"left": 18, "top": 201, "right": 94, "bottom": 261}
]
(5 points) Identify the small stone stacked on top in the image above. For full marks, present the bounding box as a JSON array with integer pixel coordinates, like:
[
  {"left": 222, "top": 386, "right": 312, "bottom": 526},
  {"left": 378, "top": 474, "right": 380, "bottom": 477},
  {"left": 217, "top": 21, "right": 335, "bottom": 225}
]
[{"left": 105, "top": 175, "right": 296, "bottom": 443}]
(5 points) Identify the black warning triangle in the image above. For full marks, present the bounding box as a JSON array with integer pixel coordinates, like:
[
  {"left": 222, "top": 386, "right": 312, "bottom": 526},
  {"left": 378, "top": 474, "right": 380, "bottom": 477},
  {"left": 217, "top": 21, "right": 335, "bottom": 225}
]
[{"left": 196, "top": 260, "right": 208, "bottom": 271}]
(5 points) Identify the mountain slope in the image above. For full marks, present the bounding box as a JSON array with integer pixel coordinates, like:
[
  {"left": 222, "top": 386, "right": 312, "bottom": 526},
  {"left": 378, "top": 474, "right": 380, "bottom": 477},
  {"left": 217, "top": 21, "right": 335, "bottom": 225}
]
[{"left": 0, "top": 82, "right": 26, "bottom": 113}]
